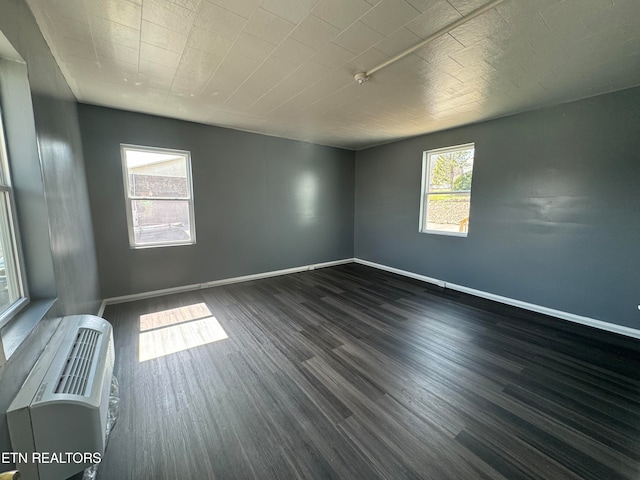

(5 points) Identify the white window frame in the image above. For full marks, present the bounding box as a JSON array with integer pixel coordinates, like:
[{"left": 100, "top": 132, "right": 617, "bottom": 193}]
[
  {"left": 120, "top": 144, "right": 196, "bottom": 249},
  {"left": 0, "top": 108, "right": 28, "bottom": 327},
  {"left": 419, "top": 142, "right": 475, "bottom": 237}
]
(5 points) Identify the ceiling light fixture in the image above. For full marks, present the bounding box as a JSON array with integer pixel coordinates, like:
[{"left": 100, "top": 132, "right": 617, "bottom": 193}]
[
  {"left": 354, "top": 72, "right": 369, "bottom": 85},
  {"left": 354, "top": 0, "right": 507, "bottom": 85}
]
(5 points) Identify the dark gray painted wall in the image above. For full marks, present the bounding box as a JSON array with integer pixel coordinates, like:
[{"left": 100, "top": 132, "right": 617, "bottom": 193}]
[
  {"left": 0, "top": 0, "right": 101, "bottom": 455},
  {"left": 355, "top": 87, "right": 640, "bottom": 330},
  {"left": 78, "top": 105, "right": 355, "bottom": 298}
]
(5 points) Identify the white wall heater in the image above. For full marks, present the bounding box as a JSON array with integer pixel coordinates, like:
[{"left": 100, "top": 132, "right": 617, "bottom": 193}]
[{"left": 7, "top": 315, "right": 115, "bottom": 480}]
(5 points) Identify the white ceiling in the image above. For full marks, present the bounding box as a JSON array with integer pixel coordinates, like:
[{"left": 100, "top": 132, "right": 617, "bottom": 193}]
[{"left": 26, "top": 0, "right": 640, "bottom": 150}]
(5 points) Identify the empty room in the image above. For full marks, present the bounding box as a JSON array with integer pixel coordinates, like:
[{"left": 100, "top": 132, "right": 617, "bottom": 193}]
[{"left": 0, "top": 0, "right": 639, "bottom": 479}]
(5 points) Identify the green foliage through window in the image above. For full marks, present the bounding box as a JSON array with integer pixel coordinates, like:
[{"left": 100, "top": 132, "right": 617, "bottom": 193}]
[{"left": 421, "top": 143, "right": 475, "bottom": 235}]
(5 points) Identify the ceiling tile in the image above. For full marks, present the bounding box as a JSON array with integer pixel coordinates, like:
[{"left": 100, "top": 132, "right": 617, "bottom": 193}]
[
  {"left": 248, "top": 74, "right": 310, "bottom": 114},
  {"left": 423, "top": 54, "right": 464, "bottom": 77},
  {"left": 449, "top": 10, "right": 508, "bottom": 47},
  {"left": 47, "top": 0, "right": 89, "bottom": 23},
  {"left": 71, "top": 68, "right": 132, "bottom": 88},
  {"left": 272, "top": 38, "right": 319, "bottom": 66},
  {"left": 139, "top": 59, "right": 177, "bottom": 79},
  {"left": 166, "top": 0, "right": 203, "bottom": 11},
  {"left": 200, "top": 80, "right": 233, "bottom": 104},
  {"left": 404, "top": 0, "right": 438, "bottom": 13},
  {"left": 85, "top": 0, "right": 141, "bottom": 30},
  {"left": 136, "top": 72, "right": 174, "bottom": 89},
  {"left": 373, "top": 27, "right": 420, "bottom": 56},
  {"left": 239, "top": 56, "right": 299, "bottom": 104},
  {"left": 413, "top": 33, "right": 464, "bottom": 63},
  {"left": 289, "top": 14, "right": 341, "bottom": 50},
  {"left": 94, "top": 39, "right": 139, "bottom": 65},
  {"left": 142, "top": 0, "right": 197, "bottom": 33},
  {"left": 140, "top": 42, "right": 182, "bottom": 68},
  {"left": 243, "top": 7, "right": 296, "bottom": 46},
  {"left": 449, "top": 41, "right": 493, "bottom": 68},
  {"left": 141, "top": 21, "right": 188, "bottom": 53},
  {"left": 207, "top": 0, "right": 260, "bottom": 18},
  {"left": 61, "top": 54, "right": 100, "bottom": 72},
  {"left": 317, "top": 81, "right": 365, "bottom": 110},
  {"left": 175, "top": 47, "right": 223, "bottom": 82},
  {"left": 451, "top": 59, "right": 495, "bottom": 83},
  {"left": 496, "top": 4, "right": 550, "bottom": 42},
  {"left": 333, "top": 21, "right": 384, "bottom": 55},
  {"left": 286, "top": 61, "right": 328, "bottom": 86},
  {"left": 295, "top": 69, "right": 353, "bottom": 107},
  {"left": 539, "top": 1, "right": 590, "bottom": 36},
  {"left": 194, "top": 1, "right": 248, "bottom": 38},
  {"left": 446, "top": 0, "right": 494, "bottom": 16},
  {"left": 405, "top": 1, "right": 460, "bottom": 37},
  {"left": 260, "top": 0, "right": 320, "bottom": 24},
  {"left": 207, "top": 110, "right": 268, "bottom": 132},
  {"left": 311, "top": 0, "right": 373, "bottom": 30},
  {"left": 185, "top": 27, "right": 234, "bottom": 56},
  {"left": 343, "top": 47, "right": 389, "bottom": 72},
  {"left": 55, "top": 37, "right": 97, "bottom": 62},
  {"left": 227, "top": 33, "right": 276, "bottom": 62},
  {"left": 49, "top": 15, "right": 92, "bottom": 43},
  {"left": 223, "top": 85, "right": 266, "bottom": 110},
  {"left": 310, "top": 43, "right": 355, "bottom": 68},
  {"left": 205, "top": 55, "right": 262, "bottom": 96},
  {"left": 170, "top": 75, "right": 210, "bottom": 95},
  {"left": 361, "top": 0, "right": 420, "bottom": 36},
  {"left": 89, "top": 16, "right": 139, "bottom": 50},
  {"left": 96, "top": 55, "right": 139, "bottom": 75}
]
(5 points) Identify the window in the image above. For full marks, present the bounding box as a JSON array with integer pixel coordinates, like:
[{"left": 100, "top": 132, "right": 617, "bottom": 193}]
[
  {"left": 419, "top": 143, "right": 475, "bottom": 236},
  {"left": 121, "top": 145, "right": 196, "bottom": 248},
  {"left": 0, "top": 108, "right": 27, "bottom": 322}
]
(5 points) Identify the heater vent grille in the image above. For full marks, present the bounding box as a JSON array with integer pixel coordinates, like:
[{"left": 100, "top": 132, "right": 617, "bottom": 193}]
[{"left": 55, "top": 328, "right": 101, "bottom": 396}]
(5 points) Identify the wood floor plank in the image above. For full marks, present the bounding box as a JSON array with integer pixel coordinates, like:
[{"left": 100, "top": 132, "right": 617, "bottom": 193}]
[{"left": 97, "top": 264, "right": 640, "bottom": 480}]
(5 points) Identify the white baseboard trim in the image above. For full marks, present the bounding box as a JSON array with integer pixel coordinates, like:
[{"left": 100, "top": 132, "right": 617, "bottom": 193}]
[
  {"left": 354, "top": 258, "right": 446, "bottom": 288},
  {"left": 100, "top": 258, "right": 355, "bottom": 307},
  {"left": 204, "top": 258, "right": 354, "bottom": 287},
  {"left": 354, "top": 258, "right": 640, "bottom": 340}
]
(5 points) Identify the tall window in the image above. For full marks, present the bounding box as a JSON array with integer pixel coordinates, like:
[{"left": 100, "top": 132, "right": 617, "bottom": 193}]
[
  {"left": 420, "top": 143, "right": 475, "bottom": 237},
  {"left": 0, "top": 109, "right": 27, "bottom": 321},
  {"left": 121, "top": 145, "right": 196, "bottom": 248}
]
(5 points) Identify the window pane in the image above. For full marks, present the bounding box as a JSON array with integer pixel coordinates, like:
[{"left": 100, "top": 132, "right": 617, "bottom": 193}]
[
  {"left": 428, "top": 147, "right": 474, "bottom": 193},
  {"left": 424, "top": 193, "right": 470, "bottom": 234},
  {"left": 125, "top": 149, "right": 189, "bottom": 198},
  {"left": 132, "top": 199, "right": 192, "bottom": 245},
  {"left": 0, "top": 192, "right": 22, "bottom": 316}
]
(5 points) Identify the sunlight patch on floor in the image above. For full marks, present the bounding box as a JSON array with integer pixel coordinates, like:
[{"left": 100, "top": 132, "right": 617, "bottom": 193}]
[
  {"left": 138, "top": 303, "right": 228, "bottom": 361},
  {"left": 140, "top": 302, "right": 212, "bottom": 331}
]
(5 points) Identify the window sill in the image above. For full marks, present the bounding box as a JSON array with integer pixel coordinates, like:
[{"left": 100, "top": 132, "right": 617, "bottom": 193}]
[
  {"left": 420, "top": 230, "right": 468, "bottom": 237},
  {"left": 1, "top": 298, "right": 57, "bottom": 359},
  {"left": 130, "top": 240, "right": 196, "bottom": 249}
]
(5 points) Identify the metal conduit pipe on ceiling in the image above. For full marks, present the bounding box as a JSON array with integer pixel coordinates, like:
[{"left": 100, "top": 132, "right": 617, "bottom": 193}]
[{"left": 354, "top": 0, "right": 508, "bottom": 84}]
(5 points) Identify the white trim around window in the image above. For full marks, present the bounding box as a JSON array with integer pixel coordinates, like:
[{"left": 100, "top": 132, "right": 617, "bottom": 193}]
[
  {"left": 419, "top": 142, "right": 475, "bottom": 237},
  {"left": 0, "top": 108, "right": 29, "bottom": 328},
  {"left": 120, "top": 144, "right": 196, "bottom": 249}
]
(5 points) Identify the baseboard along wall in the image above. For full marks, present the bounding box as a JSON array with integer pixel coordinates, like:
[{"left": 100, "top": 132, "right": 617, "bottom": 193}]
[
  {"left": 97, "top": 258, "right": 355, "bottom": 311},
  {"left": 353, "top": 258, "right": 640, "bottom": 340},
  {"left": 96, "top": 257, "right": 640, "bottom": 340}
]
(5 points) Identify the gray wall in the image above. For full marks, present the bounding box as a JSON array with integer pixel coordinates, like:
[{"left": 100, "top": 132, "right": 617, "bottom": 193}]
[
  {"left": 0, "top": 0, "right": 101, "bottom": 456},
  {"left": 78, "top": 105, "right": 355, "bottom": 299},
  {"left": 355, "top": 87, "right": 640, "bottom": 330}
]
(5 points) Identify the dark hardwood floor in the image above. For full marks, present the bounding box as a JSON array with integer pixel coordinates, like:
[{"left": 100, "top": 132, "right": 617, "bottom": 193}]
[{"left": 98, "top": 264, "right": 640, "bottom": 479}]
